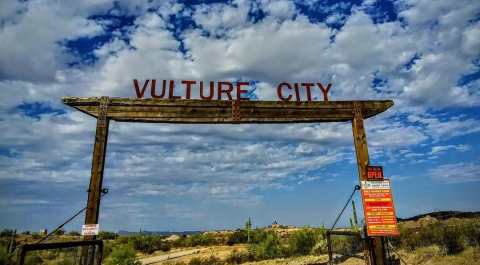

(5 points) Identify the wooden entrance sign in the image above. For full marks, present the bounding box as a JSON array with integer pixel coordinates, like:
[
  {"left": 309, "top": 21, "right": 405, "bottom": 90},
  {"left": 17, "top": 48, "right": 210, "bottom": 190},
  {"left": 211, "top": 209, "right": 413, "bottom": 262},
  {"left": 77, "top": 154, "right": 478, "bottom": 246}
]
[
  {"left": 62, "top": 97, "right": 393, "bottom": 123},
  {"left": 62, "top": 97, "right": 394, "bottom": 265}
]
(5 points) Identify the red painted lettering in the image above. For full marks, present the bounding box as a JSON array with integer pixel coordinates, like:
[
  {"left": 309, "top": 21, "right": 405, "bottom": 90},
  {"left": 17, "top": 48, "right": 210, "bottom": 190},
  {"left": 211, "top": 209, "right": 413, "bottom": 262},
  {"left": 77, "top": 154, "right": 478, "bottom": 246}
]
[
  {"left": 301, "top": 83, "right": 314, "bottom": 101},
  {"left": 218, "top": 81, "right": 233, "bottom": 100},
  {"left": 294, "top": 83, "right": 301, "bottom": 102},
  {"left": 200, "top": 81, "right": 214, "bottom": 100},
  {"left": 277, "top": 82, "right": 292, "bottom": 101},
  {"left": 182, "top": 80, "right": 196, "bottom": 99},
  {"left": 133, "top": 79, "right": 150, "bottom": 98},
  {"left": 151, "top": 79, "right": 166, "bottom": 98},
  {"left": 168, "top": 80, "right": 181, "bottom": 99},
  {"left": 236, "top": 81, "right": 249, "bottom": 100},
  {"left": 317, "top": 82, "right": 332, "bottom": 101}
]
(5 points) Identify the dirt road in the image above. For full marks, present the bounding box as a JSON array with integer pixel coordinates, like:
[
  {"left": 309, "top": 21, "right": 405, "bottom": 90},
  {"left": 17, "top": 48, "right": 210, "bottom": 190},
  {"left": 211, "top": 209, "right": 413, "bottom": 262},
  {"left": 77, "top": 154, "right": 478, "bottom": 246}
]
[
  {"left": 140, "top": 247, "right": 208, "bottom": 264},
  {"left": 139, "top": 245, "right": 246, "bottom": 265}
]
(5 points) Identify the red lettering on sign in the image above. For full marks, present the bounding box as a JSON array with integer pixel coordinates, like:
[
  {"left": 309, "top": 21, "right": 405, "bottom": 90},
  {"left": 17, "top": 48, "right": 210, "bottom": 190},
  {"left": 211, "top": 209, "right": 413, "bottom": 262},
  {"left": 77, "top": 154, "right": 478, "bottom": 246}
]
[
  {"left": 133, "top": 79, "right": 150, "bottom": 98},
  {"left": 317, "top": 82, "right": 331, "bottom": 101},
  {"left": 236, "top": 81, "right": 249, "bottom": 100},
  {"left": 302, "top": 83, "right": 315, "bottom": 101},
  {"left": 151, "top": 79, "right": 166, "bottom": 98},
  {"left": 200, "top": 81, "right": 214, "bottom": 100},
  {"left": 218, "top": 81, "right": 233, "bottom": 100},
  {"left": 367, "top": 166, "right": 384, "bottom": 180},
  {"left": 294, "top": 83, "right": 301, "bottom": 103},
  {"left": 182, "top": 80, "right": 196, "bottom": 99},
  {"left": 277, "top": 82, "right": 292, "bottom": 101},
  {"left": 168, "top": 80, "right": 181, "bottom": 99},
  {"left": 132, "top": 80, "right": 332, "bottom": 101}
]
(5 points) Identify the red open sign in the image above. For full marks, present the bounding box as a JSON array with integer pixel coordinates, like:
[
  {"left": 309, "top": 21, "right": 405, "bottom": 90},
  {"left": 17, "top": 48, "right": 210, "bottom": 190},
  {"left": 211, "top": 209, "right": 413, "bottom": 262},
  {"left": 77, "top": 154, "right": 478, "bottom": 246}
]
[{"left": 367, "top": 166, "right": 384, "bottom": 180}]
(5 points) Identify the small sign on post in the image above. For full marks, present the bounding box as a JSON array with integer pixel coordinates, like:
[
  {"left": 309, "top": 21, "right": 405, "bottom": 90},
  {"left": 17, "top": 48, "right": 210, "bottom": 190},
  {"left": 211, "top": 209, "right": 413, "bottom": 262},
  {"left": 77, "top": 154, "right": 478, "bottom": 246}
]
[
  {"left": 81, "top": 224, "right": 99, "bottom": 236},
  {"left": 361, "top": 179, "right": 399, "bottom": 236},
  {"left": 366, "top": 165, "right": 384, "bottom": 180}
]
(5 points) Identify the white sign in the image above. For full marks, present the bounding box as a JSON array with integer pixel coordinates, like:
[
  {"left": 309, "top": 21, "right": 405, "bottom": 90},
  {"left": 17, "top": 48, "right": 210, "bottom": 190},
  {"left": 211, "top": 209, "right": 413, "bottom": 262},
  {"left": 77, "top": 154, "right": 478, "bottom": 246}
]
[
  {"left": 82, "top": 224, "right": 99, "bottom": 236},
  {"left": 361, "top": 180, "right": 390, "bottom": 190}
]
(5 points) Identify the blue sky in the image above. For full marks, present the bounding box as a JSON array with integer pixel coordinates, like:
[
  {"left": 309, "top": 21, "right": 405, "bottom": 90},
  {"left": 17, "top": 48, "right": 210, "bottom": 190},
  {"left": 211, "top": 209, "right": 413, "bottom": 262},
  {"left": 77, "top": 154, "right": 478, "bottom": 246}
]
[{"left": 0, "top": 0, "right": 479, "bottom": 233}]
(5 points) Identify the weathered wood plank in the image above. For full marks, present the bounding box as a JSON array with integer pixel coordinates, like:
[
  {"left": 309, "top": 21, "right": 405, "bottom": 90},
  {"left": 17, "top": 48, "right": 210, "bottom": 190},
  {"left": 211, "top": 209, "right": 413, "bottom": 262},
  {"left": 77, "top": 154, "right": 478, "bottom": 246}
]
[{"left": 62, "top": 97, "right": 393, "bottom": 123}]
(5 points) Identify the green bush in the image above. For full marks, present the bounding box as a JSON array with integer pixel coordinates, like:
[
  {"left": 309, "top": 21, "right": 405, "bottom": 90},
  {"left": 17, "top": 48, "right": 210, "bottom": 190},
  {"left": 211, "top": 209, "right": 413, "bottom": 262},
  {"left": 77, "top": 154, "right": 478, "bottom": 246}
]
[
  {"left": 225, "top": 249, "right": 253, "bottom": 264},
  {"left": 0, "top": 230, "right": 14, "bottom": 238},
  {"left": 395, "top": 218, "right": 480, "bottom": 253},
  {"left": 24, "top": 253, "right": 43, "bottom": 265},
  {"left": 172, "top": 233, "right": 221, "bottom": 248},
  {"left": 442, "top": 225, "right": 464, "bottom": 255},
  {"left": 127, "top": 235, "right": 171, "bottom": 254},
  {"left": 104, "top": 244, "right": 140, "bottom": 265},
  {"left": 67, "top": 231, "right": 80, "bottom": 236},
  {"left": 226, "top": 230, "right": 248, "bottom": 245},
  {"left": 0, "top": 247, "right": 12, "bottom": 265},
  {"left": 99, "top": 231, "right": 117, "bottom": 240},
  {"left": 248, "top": 233, "right": 285, "bottom": 260},
  {"left": 188, "top": 256, "right": 224, "bottom": 265},
  {"left": 287, "top": 229, "right": 319, "bottom": 256}
]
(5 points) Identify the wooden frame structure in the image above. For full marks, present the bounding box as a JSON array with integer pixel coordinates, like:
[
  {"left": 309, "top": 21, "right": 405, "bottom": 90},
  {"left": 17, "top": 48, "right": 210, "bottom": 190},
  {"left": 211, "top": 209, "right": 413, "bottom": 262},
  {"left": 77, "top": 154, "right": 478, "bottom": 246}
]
[{"left": 63, "top": 97, "right": 394, "bottom": 265}]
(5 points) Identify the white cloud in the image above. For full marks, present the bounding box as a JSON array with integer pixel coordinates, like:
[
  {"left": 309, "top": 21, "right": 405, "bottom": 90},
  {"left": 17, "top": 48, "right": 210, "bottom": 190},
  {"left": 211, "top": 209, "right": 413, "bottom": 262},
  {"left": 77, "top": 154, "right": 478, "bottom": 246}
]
[
  {"left": 408, "top": 114, "right": 480, "bottom": 141},
  {"left": 0, "top": 0, "right": 104, "bottom": 82},
  {"left": 430, "top": 144, "right": 470, "bottom": 155},
  {"left": 261, "top": 0, "right": 297, "bottom": 19},
  {"left": 430, "top": 162, "right": 480, "bottom": 183}
]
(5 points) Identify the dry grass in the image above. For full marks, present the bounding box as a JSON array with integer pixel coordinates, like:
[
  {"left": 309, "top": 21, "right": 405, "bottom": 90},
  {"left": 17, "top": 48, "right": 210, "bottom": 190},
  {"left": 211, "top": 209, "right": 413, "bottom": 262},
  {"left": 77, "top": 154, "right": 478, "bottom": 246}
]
[{"left": 397, "top": 245, "right": 480, "bottom": 265}]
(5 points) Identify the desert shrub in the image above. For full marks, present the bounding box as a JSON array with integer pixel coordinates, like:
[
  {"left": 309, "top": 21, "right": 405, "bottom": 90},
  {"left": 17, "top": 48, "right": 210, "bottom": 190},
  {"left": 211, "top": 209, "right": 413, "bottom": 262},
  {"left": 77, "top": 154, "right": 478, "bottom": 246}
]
[
  {"left": 172, "top": 233, "right": 221, "bottom": 248},
  {"left": 395, "top": 219, "right": 480, "bottom": 253},
  {"left": 0, "top": 230, "right": 14, "bottom": 238},
  {"left": 99, "top": 231, "right": 117, "bottom": 240},
  {"left": 287, "top": 229, "right": 321, "bottom": 256},
  {"left": 188, "top": 256, "right": 224, "bottom": 265},
  {"left": 331, "top": 235, "right": 362, "bottom": 255},
  {"left": 115, "top": 236, "right": 130, "bottom": 245},
  {"left": 248, "top": 233, "right": 285, "bottom": 260},
  {"left": 130, "top": 236, "right": 156, "bottom": 254},
  {"left": 24, "top": 253, "right": 42, "bottom": 265},
  {"left": 463, "top": 222, "right": 480, "bottom": 246},
  {"left": 54, "top": 229, "right": 65, "bottom": 236},
  {"left": 103, "top": 241, "right": 116, "bottom": 259},
  {"left": 442, "top": 225, "right": 464, "bottom": 255},
  {"left": 226, "top": 250, "right": 253, "bottom": 264},
  {"left": 104, "top": 244, "right": 140, "bottom": 265},
  {"left": 226, "top": 230, "right": 248, "bottom": 245},
  {"left": 128, "top": 235, "right": 171, "bottom": 254},
  {"left": 0, "top": 247, "right": 13, "bottom": 265},
  {"left": 67, "top": 231, "right": 80, "bottom": 236}
]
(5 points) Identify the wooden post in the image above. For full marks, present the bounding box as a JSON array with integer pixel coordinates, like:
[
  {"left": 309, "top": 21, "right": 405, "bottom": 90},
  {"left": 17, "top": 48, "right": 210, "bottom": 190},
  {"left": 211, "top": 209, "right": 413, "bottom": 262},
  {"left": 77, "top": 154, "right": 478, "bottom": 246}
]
[
  {"left": 326, "top": 231, "right": 333, "bottom": 265},
  {"left": 352, "top": 102, "right": 385, "bottom": 265},
  {"left": 82, "top": 97, "right": 110, "bottom": 265}
]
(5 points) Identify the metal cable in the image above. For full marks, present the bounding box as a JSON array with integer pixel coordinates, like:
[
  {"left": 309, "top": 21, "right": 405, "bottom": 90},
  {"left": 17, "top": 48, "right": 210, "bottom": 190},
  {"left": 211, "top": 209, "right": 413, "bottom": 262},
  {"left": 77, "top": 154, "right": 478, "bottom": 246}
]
[
  {"left": 329, "top": 185, "right": 361, "bottom": 232},
  {"left": 36, "top": 191, "right": 108, "bottom": 244},
  {"left": 35, "top": 206, "right": 88, "bottom": 244}
]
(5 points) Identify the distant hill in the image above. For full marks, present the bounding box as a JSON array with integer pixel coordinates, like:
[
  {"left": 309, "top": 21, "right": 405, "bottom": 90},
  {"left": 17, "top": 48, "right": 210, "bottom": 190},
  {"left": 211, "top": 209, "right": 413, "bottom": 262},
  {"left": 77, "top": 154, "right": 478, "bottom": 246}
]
[
  {"left": 117, "top": 230, "right": 203, "bottom": 236},
  {"left": 398, "top": 211, "right": 480, "bottom": 222}
]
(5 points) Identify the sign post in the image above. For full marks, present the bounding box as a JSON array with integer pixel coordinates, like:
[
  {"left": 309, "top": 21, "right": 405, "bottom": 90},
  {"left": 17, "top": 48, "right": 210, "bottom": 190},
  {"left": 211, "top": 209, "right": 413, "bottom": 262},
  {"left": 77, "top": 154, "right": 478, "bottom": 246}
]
[{"left": 352, "top": 102, "right": 386, "bottom": 265}]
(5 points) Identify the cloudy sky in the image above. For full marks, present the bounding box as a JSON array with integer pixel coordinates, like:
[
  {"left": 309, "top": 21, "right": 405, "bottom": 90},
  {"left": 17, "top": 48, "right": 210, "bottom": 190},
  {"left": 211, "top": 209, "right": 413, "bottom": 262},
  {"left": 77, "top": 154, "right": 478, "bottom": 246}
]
[{"left": 0, "top": 0, "right": 479, "bottom": 233}]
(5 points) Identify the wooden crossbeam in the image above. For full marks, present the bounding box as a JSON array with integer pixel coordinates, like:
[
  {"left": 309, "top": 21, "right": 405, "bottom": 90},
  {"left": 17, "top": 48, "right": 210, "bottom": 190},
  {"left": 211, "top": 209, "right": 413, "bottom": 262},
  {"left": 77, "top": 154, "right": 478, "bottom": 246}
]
[{"left": 62, "top": 97, "right": 393, "bottom": 123}]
